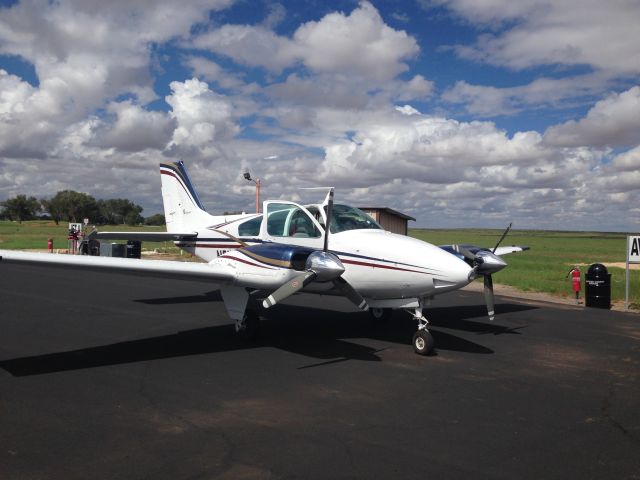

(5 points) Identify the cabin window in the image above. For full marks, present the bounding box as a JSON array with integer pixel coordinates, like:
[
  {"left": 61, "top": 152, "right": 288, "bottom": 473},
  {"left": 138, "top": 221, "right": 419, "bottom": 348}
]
[
  {"left": 325, "top": 204, "right": 381, "bottom": 233},
  {"left": 266, "top": 203, "right": 321, "bottom": 238},
  {"left": 238, "top": 215, "right": 262, "bottom": 236}
]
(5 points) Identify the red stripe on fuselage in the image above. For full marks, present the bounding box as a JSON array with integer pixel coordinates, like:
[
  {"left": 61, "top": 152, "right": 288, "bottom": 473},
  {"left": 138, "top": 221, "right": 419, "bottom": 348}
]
[{"left": 340, "top": 258, "right": 428, "bottom": 275}]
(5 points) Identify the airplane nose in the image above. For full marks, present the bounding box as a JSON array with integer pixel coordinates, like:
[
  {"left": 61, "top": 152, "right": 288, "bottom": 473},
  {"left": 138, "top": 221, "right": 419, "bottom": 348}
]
[{"left": 435, "top": 249, "right": 474, "bottom": 289}]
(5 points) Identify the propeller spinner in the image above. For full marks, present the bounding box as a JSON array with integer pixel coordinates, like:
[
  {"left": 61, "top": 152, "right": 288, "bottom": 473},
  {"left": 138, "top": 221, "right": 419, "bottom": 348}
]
[{"left": 453, "top": 223, "right": 512, "bottom": 320}]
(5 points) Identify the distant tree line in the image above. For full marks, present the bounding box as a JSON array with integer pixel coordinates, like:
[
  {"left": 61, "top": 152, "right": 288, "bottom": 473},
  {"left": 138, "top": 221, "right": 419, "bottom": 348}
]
[{"left": 0, "top": 191, "right": 165, "bottom": 226}]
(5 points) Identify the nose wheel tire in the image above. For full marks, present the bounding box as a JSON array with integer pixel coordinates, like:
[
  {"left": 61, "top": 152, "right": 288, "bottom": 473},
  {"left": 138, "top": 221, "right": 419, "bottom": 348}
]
[{"left": 412, "top": 329, "right": 434, "bottom": 355}]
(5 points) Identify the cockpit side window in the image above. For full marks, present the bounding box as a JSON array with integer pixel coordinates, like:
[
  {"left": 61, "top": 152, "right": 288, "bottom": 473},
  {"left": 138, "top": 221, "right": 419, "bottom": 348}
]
[
  {"left": 238, "top": 215, "right": 262, "bottom": 237},
  {"left": 324, "top": 204, "right": 381, "bottom": 233}
]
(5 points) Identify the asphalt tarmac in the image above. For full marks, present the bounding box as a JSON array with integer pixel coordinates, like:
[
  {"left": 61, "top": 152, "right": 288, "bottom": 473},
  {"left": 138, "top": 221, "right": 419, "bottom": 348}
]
[{"left": 1, "top": 261, "right": 639, "bottom": 480}]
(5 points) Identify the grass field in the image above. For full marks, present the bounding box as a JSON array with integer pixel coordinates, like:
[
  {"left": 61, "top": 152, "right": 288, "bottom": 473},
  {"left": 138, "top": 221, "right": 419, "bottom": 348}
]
[
  {"left": 1, "top": 220, "right": 638, "bottom": 308},
  {"left": 411, "top": 228, "right": 639, "bottom": 308},
  {"left": 0, "top": 220, "right": 180, "bottom": 253}
]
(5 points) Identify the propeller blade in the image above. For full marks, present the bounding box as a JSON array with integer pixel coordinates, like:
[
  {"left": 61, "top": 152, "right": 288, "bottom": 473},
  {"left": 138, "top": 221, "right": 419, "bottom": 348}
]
[
  {"left": 452, "top": 244, "right": 476, "bottom": 262},
  {"left": 484, "top": 274, "right": 495, "bottom": 321},
  {"left": 263, "top": 271, "right": 317, "bottom": 308},
  {"left": 492, "top": 222, "right": 512, "bottom": 254},
  {"left": 332, "top": 276, "right": 368, "bottom": 311}
]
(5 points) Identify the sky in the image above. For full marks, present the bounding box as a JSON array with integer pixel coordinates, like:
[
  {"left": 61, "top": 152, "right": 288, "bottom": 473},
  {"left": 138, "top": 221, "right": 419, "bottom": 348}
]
[{"left": 0, "top": 0, "right": 639, "bottom": 231}]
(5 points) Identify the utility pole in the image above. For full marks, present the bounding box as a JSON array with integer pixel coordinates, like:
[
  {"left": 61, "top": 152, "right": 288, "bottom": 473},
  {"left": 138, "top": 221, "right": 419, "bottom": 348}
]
[{"left": 243, "top": 170, "right": 261, "bottom": 213}]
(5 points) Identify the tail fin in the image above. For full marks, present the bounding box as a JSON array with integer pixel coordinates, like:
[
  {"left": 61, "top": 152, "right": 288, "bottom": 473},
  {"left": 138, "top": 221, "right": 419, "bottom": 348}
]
[{"left": 159, "top": 161, "right": 214, "bottom": 232}]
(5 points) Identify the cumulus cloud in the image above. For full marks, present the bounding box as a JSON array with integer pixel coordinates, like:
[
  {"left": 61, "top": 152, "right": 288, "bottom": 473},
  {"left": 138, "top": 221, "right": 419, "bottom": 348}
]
[
  {"left": 544, "top": 86, "right": 640, "bottom": 148},
  {"left": 183, "top": 56, "right": 248, "bottom": 91},
  {"left": 0, "top": 0, "right": 232, "bottom": 115},
  {"left": 91, "top": 101, "right": 176, "bottom": 152},
  {"left": 192, "top": 1, "right": 419, "bottom": 83},
  {"left": 428, "top": 0, "right": 640, "bottom": 125},
  {"left": 315, "top": 109, "right": 597, "bottom": 191},
  {"left": 433, "top": 0, "right": 640, "bottom": 75},
  {"left": 0, "top": 69, "right": 58, "bottom": 157},
  {"left": 166, "top": 78, "right": 239, "bottom": 149},
  {"left": 0, "top": 0, "right": 233, "bottom": 159},
  {"left": 1, "top": 1, "right": 638, "bottom": 231},
  {"left": 442, "top": 75, "right": 611, "bottom": 117},
  {"left": 292, "top": 1, "right": 419, "bottom": 81}
]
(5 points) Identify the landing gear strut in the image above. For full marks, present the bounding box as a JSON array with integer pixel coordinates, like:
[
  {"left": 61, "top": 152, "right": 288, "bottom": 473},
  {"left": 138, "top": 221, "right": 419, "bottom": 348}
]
[
  {"left": 408, "top": 300, "right": 434, "bottom": 356},
  {"left": 235, "top": 309, "right": 261, "bottom": 340}
]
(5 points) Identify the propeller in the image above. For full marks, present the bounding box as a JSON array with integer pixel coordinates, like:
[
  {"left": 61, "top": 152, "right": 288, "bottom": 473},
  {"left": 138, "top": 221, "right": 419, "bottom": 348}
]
[
  {"left": 453, "top": 223, "right": 512, "bottom": 321},
  {"left": 262, "top": 189, "right": 368, "bottom": 311},
  {"left": 492, "top": 222, "right": 512, "bottom": 254}
]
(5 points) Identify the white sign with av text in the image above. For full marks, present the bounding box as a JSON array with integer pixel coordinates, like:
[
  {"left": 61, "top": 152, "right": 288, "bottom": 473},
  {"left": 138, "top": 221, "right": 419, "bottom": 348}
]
[
  {"left": 626, "top": 235, "right": 640, "bottom": 311},
  {"left": 629, "top": 236, "right": 640, "bottom": 263}
]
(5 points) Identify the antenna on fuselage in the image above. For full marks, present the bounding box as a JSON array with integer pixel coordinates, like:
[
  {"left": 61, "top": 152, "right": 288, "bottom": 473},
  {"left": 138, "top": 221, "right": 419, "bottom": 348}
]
[{"left": 323, "top": 188, "right": 334, "bottom": 252}]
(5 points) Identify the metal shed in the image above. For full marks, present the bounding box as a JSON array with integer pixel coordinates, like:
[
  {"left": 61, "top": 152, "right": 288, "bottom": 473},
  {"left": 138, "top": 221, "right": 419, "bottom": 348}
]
[{"left": 358, "top": 207, "right": 416, "bottom": 236}]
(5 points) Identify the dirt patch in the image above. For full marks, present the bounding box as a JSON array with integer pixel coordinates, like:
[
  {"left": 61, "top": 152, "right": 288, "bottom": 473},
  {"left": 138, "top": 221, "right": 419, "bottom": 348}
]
[{"left": 605, "top": 262, "right": 640, "bottom": 270}]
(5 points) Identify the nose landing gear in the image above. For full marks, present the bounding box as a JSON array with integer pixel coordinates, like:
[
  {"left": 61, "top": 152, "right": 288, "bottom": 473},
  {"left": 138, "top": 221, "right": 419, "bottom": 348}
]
[{"left": 409, "top": 301, "right": 434, "bottom": 356}]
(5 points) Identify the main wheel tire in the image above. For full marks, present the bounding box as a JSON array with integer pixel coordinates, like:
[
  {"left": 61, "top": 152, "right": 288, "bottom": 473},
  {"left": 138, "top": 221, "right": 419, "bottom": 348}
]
[
  {"left": 412, "top": 330, "right": 434, "bottom": 355},
  {"left": 239, "top": 309, "right": 261, "bottom": 341},
  {"left": 369, "top": 307, "right": 392, "bottom": 323}
]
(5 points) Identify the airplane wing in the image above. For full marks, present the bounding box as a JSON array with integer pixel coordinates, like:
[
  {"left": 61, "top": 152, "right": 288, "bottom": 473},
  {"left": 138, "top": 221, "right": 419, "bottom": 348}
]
[
  {"left": 90, "top": 231, "right": 198, "bottom": 242},
  {"left": 0, "top": 249, "right": 232, "bottom": 283},
  {"left": 493, "top": 245, "right": 530, "bottom": 256},
  {"left": 440, "top": 244, "right": 530, "bottom": 258}
]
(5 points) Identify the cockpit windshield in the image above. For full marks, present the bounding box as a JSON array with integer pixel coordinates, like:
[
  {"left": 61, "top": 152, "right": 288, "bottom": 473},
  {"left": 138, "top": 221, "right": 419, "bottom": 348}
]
[{"left": 307, "top": 204, "right": 381, "bottom": 233}]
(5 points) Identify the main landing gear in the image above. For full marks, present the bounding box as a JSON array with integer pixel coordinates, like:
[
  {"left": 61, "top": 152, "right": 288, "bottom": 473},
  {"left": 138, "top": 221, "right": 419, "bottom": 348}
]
[{"left": 235, "top": 308, "right": 261, "bottom": 341}]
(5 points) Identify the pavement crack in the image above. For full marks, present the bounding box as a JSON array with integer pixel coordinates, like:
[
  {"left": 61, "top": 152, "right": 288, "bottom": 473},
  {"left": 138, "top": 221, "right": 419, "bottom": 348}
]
[
  {"left": 137, "top": 363, "right": 199, "bottom": 433},
  {"left": 601, "top": 384, "right": 640, "bottom": 445}
]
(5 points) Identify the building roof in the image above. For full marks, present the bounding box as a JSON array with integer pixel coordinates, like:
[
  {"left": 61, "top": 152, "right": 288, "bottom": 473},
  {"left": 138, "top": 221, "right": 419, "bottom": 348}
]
[{"left": 358, "top": 207, "right": 416, "bottom": 222}]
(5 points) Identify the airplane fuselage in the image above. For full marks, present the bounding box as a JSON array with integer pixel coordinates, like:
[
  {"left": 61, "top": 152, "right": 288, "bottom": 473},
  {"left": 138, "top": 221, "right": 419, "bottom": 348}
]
[{"left": 174, "top": 218, "right": 473, "bottom": 304}]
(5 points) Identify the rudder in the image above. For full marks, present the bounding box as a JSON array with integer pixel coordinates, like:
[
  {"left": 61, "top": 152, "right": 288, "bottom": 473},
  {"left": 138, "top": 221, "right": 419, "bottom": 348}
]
[{"left": 159, "top": 161, "right": 214, "bottom": 232}]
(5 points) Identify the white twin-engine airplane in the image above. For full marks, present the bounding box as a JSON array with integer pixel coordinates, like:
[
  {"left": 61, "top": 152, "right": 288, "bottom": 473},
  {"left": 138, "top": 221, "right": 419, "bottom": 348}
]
[{"left": 0, "top": 161, "right": 528, "bottom": 355}]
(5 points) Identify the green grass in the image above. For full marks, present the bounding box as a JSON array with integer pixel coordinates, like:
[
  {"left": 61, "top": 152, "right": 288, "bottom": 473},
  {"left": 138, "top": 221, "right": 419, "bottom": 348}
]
[
  {"left": 2, "top": 221, "right": 638, "bottom": 307},
  {"left": 0, "top": 220, "right": 180, "bottom": 254},
  {"left": 410, "top": 228, "right": 639, "bottom": 308}
]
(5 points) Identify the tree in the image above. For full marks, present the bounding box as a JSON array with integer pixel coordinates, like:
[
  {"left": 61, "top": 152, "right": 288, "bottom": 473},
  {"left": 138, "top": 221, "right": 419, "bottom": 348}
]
[
  {"left": 144, "top": 213, "right": 166, "bottom": 226},
  {"left": 42, "top": 190, "right": 99, "bottom": 225},
  {"left": 0, "top": 195, "right": 41, "bottom": 223},
  {"left": 97, "top": 198, "right": 144, "bottom": 225}
]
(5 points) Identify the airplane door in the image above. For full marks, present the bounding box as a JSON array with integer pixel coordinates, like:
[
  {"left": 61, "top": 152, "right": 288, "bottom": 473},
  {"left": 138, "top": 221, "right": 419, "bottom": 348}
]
[{"left": 259, "top": 201, "right": 324, "bottom": 248}]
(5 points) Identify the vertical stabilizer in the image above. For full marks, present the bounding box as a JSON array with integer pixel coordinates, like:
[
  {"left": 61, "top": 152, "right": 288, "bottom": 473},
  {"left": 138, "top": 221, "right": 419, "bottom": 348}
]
[{"left": 159, "top": 161, "right": 214, "bottom": 232}]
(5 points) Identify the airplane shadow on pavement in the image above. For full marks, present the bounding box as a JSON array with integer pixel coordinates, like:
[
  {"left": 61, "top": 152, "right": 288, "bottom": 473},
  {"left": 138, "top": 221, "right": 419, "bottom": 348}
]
[{"left": 0, "top": 300, "right": 535, "bottom": 377}]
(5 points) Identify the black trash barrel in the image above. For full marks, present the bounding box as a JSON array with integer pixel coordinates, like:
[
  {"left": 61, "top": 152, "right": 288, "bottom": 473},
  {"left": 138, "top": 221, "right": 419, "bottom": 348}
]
[
  {"left": 585, "top": 263, "right": 611, "bottom": 309},
  {"left": 126, "top": 240, "right": 142, "bottom": 259}
]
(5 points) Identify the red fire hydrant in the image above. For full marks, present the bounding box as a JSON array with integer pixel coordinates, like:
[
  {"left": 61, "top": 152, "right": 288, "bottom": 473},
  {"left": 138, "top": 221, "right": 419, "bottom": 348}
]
[
  {"left": 47, "top": 237, "right": 53, "bottom": 253},
  {"left": 567, "top": 266, "right": 581, "bottom": 304}
]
